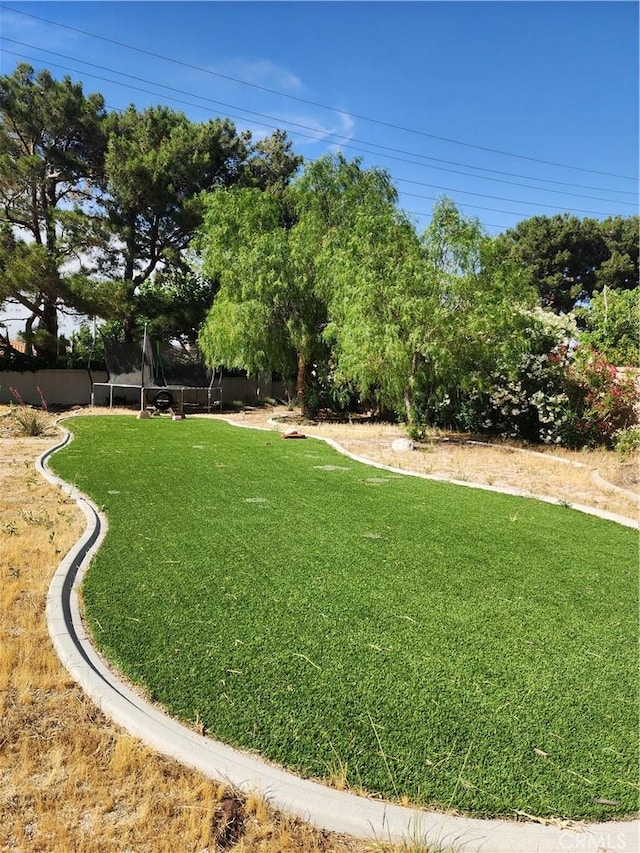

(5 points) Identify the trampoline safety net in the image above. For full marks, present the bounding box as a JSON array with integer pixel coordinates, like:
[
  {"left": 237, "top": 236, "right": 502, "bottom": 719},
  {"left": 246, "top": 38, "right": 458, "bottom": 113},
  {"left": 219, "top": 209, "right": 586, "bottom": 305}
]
[{"left": 91, "top": 337, "right": 222, "bottom": 413}]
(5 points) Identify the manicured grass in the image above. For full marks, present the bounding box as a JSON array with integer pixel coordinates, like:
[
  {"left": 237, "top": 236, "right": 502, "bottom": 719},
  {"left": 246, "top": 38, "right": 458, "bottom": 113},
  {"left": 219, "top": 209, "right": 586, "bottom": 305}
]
[{"left": 51, "top": 416, "right": 638, "bottom": 820}]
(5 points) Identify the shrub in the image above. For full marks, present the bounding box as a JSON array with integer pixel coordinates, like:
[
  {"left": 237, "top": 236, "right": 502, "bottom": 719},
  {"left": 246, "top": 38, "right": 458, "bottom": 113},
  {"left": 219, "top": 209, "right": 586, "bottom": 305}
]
[
  {"left": 11, "top": 406, "right": 50, "bottom": 437},
  {"left": 562, "top": 348, "right": 639, "bottom": 448},
  {"left": 432, "top": 310, "right": 576, "bottom": 444},
  {"left": 429, "top": 315, "right": 638, "bottom": 450},
  {"left": 615, "top": 426, "right": 640, "bottom": 460},
  {"left": 8, "top": 386, "right": 51, "bottom": 437}
]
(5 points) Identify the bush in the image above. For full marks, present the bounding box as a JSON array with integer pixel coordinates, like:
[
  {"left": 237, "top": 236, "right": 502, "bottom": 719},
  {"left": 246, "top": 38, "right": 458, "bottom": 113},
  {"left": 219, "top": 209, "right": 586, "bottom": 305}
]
[
  {"left": 562, "top": 348, "right": 639, "bottom": 448},
  {"left": 7, "top": 386, "right": 51, "bottom": 437},
  {"left": 11, "top": 406, "right": 50, "bottom": 436},
  {"left": 427, "top": 316, "right": 638, "bottom": 450},
  {"left": 431, "top": 311, "right": 576, "bottom": 444},
  {"left": 615, "top": 426, "right": 640, "bottom": 460}
]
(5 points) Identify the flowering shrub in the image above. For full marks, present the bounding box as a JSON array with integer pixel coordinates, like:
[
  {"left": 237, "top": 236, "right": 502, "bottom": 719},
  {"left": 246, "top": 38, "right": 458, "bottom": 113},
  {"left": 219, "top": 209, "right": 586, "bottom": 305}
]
[
  {"left": 464, "top": 347, "right": 638, "bottom": 448},
  {"left": 435, "top": 309, "right": 576, "bottom": 444},
  {"left": 560, "top": 348, "right": 639, "bottom": 448},
  {"left": 485, "top": 347, "right": 572, "bottom": 444},
  {"left": 431, "top": 304, "right": 638, "bottom": 449},
  {"left": 425, "top": 306, "right": 637, "bottom": 449}
]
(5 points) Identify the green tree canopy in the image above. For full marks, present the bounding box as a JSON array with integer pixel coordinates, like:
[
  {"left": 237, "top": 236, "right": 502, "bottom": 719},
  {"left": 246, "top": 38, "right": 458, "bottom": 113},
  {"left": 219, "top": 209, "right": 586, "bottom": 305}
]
[
  {"left": 581, "top": 286, "right": 639, "bottom": 366},
  {"left": 93, "top": 106, "right": 245, "bottom": 337},
  {"left": 325, "top": 197, "right": 535, "bottom": 425},
  {"left": 89, "top": 105, "right": 302, "bottom": 341},
  {"left": 0, "top": 63, "right": 106, "bottom": 355},
  {"left": 496, "top": 213, "right": 639, "bottom": 316},
  {"left": 0, "top": 63, "right": 302, "bottom": 355},
  {"left": 198, "top": 157, "right": 535, "bottom": 423},
  {"left": 198, "top": 186, "right": 315, "bottom": 406},
  {"left": 197, "top": 154, "right": 399, "bottom": 415},
  {"left": 596, "top": 215, "right": 639, "bottom": 293}
]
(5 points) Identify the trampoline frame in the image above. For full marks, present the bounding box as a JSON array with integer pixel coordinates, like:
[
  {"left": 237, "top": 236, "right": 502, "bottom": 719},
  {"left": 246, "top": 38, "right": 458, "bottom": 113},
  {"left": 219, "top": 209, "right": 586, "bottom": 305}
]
[
  {"left": 90, "top": 327, "right": 222, "bottom": 414},
  {"left": 90, "top": 382, "right": 222, "bottom": 413}
]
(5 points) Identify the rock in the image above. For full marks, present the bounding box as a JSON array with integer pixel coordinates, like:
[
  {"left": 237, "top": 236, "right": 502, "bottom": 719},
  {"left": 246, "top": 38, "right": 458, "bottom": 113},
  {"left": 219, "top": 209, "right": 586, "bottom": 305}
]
[
  {"left": 391, "top": 437, "right": 415, "bottom": 452},
  {"left": 213, "top": 794, "right": 244, "bottom": 848}
]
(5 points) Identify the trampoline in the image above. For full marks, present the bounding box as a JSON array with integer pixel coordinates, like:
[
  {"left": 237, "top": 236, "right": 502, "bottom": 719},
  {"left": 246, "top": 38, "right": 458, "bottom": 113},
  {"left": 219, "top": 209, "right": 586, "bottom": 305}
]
[{"left": 90, "top": 330, "right": 222, "bottom": 414}]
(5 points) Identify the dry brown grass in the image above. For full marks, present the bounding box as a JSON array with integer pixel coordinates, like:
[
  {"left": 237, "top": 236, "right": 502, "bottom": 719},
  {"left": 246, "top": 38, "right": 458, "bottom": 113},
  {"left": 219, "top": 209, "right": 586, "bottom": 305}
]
[{"left": 1, "top": 402, "right": 635, "bottom": 852}]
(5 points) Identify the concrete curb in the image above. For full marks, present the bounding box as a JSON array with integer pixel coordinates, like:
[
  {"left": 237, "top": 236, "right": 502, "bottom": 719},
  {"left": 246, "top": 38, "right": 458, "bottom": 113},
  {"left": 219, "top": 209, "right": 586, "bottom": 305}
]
[
  {"left": 466, "top": 438, "right": 639, "bottom": 508},
  {"left": 264, "top": 418, "right": 638, "bottom": 529},
  {"left": 589, "top": 469, "right": 639, "bottom": 504},
  {"left": 41, "top": 419, "right": 639, "bottom": 853}
]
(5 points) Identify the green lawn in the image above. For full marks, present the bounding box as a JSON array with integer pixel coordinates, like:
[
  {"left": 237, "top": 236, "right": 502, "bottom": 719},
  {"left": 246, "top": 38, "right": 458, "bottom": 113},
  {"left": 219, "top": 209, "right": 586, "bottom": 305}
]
[{"left": 51, "top": 416, "right": 639, "bottom": 820}]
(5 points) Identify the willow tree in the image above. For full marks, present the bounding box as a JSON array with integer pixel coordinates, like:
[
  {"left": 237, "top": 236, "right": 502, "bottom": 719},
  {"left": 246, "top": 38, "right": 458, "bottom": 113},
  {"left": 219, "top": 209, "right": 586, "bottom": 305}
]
[
  {"left": 198, "top": 187, "right": 300, "bottom": 389},
  {"left": 324, "top": 198, "right": 534, "bottom": 426},
  {"left": 197, "top": 154, "right": 397, "bottom": 415}
]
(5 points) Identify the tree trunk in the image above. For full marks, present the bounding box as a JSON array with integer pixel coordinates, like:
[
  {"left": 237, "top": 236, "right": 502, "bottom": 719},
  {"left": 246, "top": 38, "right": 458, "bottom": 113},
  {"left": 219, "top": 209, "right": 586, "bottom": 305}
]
[
  {"left": 403, "top": 351, "right": 421, "bottom": 426},
  {"left": 122, "top": 209, "right": 137, "bottom": 342},
  {"left": 23, "top": 313, "right": 35, "bottom": 357},
  {"left": 403, "top": 386, "right": 414, "bottom": 425},
  {"left": 36, "top": 297, "right": 59, "bottom": 357},
  {"left": 296, "top": 350, "right": 310, "bottom": 417}
]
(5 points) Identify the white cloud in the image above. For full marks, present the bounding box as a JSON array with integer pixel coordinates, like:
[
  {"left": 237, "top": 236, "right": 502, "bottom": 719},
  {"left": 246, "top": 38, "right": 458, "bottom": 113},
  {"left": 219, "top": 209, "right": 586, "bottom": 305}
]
[
  {"left": 231, "top": 108, "right": 356, "bottom": 152},
  {"left": 280, "top": 109, "right": 357, "bottom": 150},
  {"left": 0, "top": 8, "right": 83, "bottom": 55},
  {"left": 214, "top": 57, "right": 303, "bottom": 92}
]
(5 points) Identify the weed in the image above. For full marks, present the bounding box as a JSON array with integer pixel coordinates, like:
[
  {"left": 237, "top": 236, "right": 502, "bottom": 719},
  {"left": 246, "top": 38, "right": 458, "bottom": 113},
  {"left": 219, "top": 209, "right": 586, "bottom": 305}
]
[
  {"left": 11, "top": 407, "right": 50, "bottom": 437},
  {"left": 370, "top": 835, "right": 448, "bottom": 853},
  {"left": 324, "top": 740, "right": 351, "bottom": 791},
  {"left": 20, "top": 509, "right": 52, "bottom": 528},
  {"left": 405, "top": 422, "right": 426, "bottom": 442}
]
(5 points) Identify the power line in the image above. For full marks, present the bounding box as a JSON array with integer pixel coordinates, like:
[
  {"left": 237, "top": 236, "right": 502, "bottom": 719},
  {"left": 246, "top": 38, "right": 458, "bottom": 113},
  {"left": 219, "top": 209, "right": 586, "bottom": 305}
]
[
  {"left": 6, "top": 37, "right": 636, "bottom": 203},
  {"left": 5, "top": 40, "right": 630, "bottom": 226},
  {"left": 400, "top": 189, "right": 616, "bottom": 218},
  {"left": 404, "top": 209, "right": 510, "bottom": 232},
  {"left": 1, "top": 47, "right": 634, "bottom": 222},
  {"left": 395, "top": 175, "right": 635, "bottom": 208},
  {"left": 3, "top": 36, "right": 637, "bottom": 204},
  {"left": 2, "top": 3, "right": 637, "bottom": 182}
]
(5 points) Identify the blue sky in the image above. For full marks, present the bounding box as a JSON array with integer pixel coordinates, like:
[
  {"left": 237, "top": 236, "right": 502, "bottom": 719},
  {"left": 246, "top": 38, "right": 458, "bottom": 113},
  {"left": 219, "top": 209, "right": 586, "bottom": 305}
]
[{"left": 1, "top": 0, "right": 638, "bottom": 238}]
